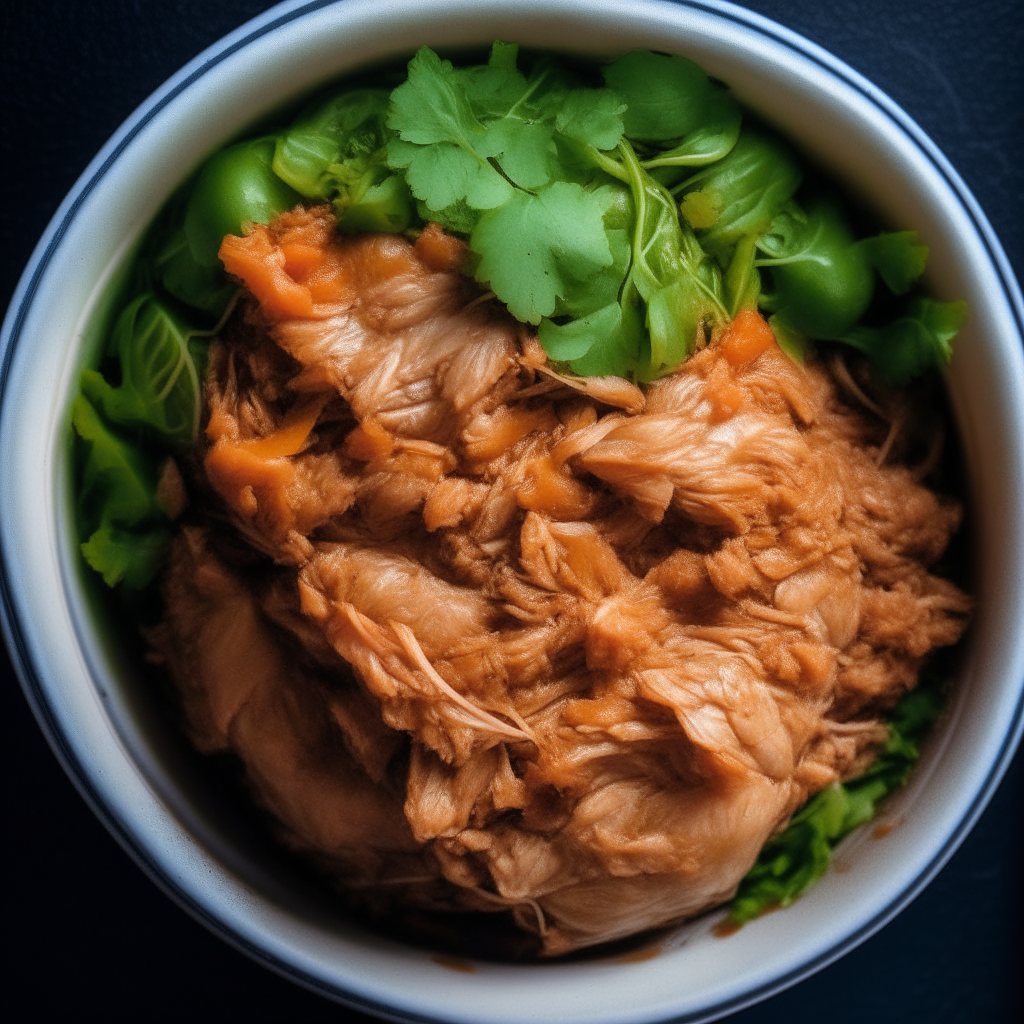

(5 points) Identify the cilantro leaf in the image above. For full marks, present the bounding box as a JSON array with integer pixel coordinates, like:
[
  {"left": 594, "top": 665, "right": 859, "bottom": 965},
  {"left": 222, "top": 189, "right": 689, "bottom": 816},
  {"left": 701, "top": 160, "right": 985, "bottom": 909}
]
[
  {"left": 387, "top": 136, "right": 512, "bottom": 211},
  {"left": 858, "top": 231, "right": 929, "bottom": 295},
  {"left": 388, "top": 46, "right": 485, "bottom": 146},
  {"left": 555, "top": 89, "right": 626, "bottom": 151},
  {"left": 471, "top": 182, "right": 614, "bottom": 324},
  {"left": 386, "top": 47, "right": 513, "bottom": 211},
  {"left": 552, "top": 226, "right": 631, "bottom": 318},
  {"left": 539, "top": 303, "right": 621, "bottom": 362},
  {"left": 458, "top": 59, "right": 531, "bottom": 120},
  {"left": 81, "top": 521, "right": 171, "bottom": 591},
  {"left": 482, "top": 118, "right": 555, "bottom": 189},
  {"left": 569, "top": 299, "right": 646, "bottom": 377},
  {"left": 416, "top": 197, "right": 480, "bottom": 235},
  {"left": 843, "top": 298, "right": 967, "bottom": 384},
  {"left": 539, "top": 299, "right": 645, "bottom": 378}
]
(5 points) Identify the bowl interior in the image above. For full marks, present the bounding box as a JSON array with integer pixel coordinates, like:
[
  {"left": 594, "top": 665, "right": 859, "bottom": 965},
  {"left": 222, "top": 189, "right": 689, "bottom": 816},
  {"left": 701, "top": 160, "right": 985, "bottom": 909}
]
[{"left": 3, "top": 2, "right": 1023, "bottom": 1023}]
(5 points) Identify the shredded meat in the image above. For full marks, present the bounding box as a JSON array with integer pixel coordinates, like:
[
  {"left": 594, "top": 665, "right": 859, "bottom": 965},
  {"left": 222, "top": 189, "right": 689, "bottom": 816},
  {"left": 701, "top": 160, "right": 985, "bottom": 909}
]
[{"left": 150, "top": 207, "right": 970, "bottom": 957}]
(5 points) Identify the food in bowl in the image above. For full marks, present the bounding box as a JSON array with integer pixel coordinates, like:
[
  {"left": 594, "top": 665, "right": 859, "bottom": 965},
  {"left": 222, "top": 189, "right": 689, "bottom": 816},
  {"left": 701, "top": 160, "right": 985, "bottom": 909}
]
[{"left": 70, "top": 44, "right": 971, "bottom": 957}]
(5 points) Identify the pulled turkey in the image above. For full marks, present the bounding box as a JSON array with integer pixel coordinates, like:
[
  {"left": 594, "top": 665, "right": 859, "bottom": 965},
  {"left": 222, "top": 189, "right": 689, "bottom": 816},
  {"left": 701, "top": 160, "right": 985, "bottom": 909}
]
[{"left": 149, "top": 206, "right": 970, "bottom": 957}]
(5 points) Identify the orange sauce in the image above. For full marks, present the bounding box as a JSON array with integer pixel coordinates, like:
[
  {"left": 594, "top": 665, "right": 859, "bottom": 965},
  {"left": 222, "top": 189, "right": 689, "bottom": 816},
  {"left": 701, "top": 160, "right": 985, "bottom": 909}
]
[{"left": 431, "top": 955, "right": 477, "bottom": 974}]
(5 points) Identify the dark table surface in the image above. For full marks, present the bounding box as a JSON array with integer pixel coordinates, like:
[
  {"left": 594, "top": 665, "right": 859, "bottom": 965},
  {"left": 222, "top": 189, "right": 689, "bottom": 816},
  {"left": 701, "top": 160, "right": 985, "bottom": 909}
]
[{"left": 2, "top": 2, "right": 1021, "bottom": 1021}]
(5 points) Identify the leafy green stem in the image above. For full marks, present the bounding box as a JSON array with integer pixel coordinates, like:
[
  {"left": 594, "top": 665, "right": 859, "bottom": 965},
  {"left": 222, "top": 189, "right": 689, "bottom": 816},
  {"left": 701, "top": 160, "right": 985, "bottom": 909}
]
[{"left": 583, "top": 144, "right": 631, "bottom": 183}]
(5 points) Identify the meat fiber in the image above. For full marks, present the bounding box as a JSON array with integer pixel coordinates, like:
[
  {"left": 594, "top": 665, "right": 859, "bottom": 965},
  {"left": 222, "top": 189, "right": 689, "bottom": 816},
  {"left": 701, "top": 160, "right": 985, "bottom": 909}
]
[{"left": 151, "top": 207, "right": 970, "bottom": 957}]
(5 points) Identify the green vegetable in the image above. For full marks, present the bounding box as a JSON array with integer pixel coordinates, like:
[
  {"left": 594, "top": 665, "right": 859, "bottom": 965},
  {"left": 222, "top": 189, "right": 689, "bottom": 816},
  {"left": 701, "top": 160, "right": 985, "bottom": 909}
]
[
  {"left": 72, "top": 394, "right": 170, "bottom": 591},
  {"left": 273, "top": 89, "right": 390, "bottom": 198},
  {"left": 617, "top": 140, "right": 728, "bottom": 378},
  {"left": 540, "top": 296, "right": 646, "bottom": 377},
  {"left": 184, "top": 137, "right": 302, "bottom": 267},
  {"left": 386, "top": 46, "right": 524, "bottom": 212},
  {"left": 384, "top": 43, "right": 638, "bottom": 346},
  {"left": 471, "top": 181, "right": 614, "bottom": 324},
  {"left": 535, "top": 137, "right": 730, "bottom": 380},
  {"left": 555, "top": 88, "right": 627, "bottom": 151},
  {"left": 272, "top": 89, "right": 414, "bottom": 233},
  {"left": 756, "top": 203, "right": 934, "bottom": 349},
  {"left": 640, "top": 89, "right": 742, "bottom": 173},
  {"left": 79, "top": 293, "right": 206, "bottom": 449},
  {"left": 153, "top": 224, "right": 236, "bottom": 315},
  {"left": 843, "top": 298, "right": 967, "bottom": 385},
  {"left": 548, "top": 184, "right": 633, "bottom": 318},
  {"left": 857, "top": 231, "right": 929, "bottom": 295},
  {"left": 756, "top": 199, "right": 875, "bottom": 339},
  {"left": 382, "top": 42, "right": 740, "bottom": 380},
  {"left": 728, "top": 671, "right": 948, "bottom": 925},
  {"left": 602, "top": 50, "right": 718, "bottom": 142},
  {"left": 678, "top": 131, "right": 802, "bottom": 259}
]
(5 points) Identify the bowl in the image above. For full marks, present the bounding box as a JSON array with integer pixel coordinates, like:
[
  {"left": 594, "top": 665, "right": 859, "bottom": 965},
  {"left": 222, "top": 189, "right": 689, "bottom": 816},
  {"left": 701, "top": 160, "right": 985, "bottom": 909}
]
[{"left": 2, "top": 1, "right": 1022, "bottom": 1021}]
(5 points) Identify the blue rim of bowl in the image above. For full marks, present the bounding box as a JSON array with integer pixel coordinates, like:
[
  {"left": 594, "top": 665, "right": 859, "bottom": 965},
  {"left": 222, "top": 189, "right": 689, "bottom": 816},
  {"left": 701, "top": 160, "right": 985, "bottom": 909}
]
[{"left": 1, "top": 1, "right": 1022, "bottom": 1021}]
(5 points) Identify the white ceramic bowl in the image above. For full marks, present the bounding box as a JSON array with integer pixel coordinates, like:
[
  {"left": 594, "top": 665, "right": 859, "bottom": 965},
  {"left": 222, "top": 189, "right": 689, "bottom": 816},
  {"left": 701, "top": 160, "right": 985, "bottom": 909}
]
[{"left": 2, "top": 1, "right": 1022, "bottom": 1022}]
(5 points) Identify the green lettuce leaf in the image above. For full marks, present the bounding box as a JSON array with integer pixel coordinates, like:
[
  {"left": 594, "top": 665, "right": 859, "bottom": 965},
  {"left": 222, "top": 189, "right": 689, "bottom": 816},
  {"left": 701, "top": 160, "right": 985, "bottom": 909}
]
[
  {"left": 153, "top": 224, "right": 235, "bottom": 316},
  {"left": 755, "top": 200, "right": 875, "bottom": 340},
  {"left": 678, "top": 131, "right": 801, "bottom": 259},
  {"left": 273, "top": 89, "right": 392, "bottom": 199},
  {"left": 72, "top": 394, "right": 170, "bottom": 591},
  {"left": 640, "top": 87, "right": 742, "bottom": 173},
  {"left": 728, "top": 670, "right": 948, "bottom": 925},
  {"left": 79, "top": 293, "right": 205, "bottom": 449}
]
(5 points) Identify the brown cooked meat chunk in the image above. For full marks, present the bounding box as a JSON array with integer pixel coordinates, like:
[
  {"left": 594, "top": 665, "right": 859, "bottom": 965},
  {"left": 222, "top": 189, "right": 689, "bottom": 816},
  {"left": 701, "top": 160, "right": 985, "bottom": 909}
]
[{"left": 150, "top": 207, "right": 970, "bottom": 956}]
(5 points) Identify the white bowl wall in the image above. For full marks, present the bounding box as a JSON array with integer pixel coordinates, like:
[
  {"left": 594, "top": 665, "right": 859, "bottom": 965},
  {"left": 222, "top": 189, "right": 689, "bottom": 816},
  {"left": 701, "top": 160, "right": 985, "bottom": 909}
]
[{"left": 2, "top": 2, "right": 1022, "bottom": 1022}]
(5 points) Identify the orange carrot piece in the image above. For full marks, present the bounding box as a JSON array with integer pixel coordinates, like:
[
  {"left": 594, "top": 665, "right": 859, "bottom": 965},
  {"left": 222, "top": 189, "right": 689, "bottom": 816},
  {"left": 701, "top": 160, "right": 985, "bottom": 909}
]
[
  {"left": 243, "top": 394, "right": 330, "bottom": 460},
  {"left": 218, "top": 205, "right": 356, "bottom": 319},
  {"left": 345, "top": 419, "right": 394, "bottom": 461},
  {"left": 280, "top": 241, "right": 324, "bottom": 279},
  {"left": 720, "top": 309, "right": 777, "bottom": 367},
  {"left": 219, "top": 227, "right": 316, "bottom": 320}
]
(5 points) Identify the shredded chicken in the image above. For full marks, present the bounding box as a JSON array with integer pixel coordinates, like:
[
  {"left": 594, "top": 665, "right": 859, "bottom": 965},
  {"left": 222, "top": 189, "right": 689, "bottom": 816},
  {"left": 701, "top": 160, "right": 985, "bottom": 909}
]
[{"left": 150, "top": 207, "right": 970, "bottom": 957}]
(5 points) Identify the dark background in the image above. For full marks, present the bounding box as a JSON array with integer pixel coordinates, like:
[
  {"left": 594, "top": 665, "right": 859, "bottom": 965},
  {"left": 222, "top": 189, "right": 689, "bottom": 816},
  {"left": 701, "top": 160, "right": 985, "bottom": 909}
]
[{"left": 1, "top": 2, "right": 1021, "bottom": 1021}]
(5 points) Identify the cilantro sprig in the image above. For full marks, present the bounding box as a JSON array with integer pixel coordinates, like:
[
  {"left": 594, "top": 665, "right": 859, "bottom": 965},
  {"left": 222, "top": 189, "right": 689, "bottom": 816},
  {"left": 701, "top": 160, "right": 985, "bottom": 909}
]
[
  {"left": 376, "top": 43, "right": 963, "bottom": 385},
  {"left": 385, "top": 44, "right": 629, "bottom": 327},
  {"left": 385, "top": 45, "right": 744, "bottom": 378}
]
